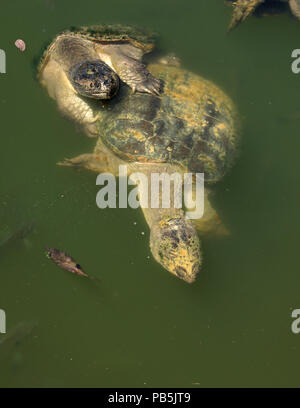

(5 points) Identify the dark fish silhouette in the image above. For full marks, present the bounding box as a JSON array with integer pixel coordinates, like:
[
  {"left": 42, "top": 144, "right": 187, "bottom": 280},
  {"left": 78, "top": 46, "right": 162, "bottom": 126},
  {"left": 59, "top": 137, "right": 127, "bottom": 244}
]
[
  {"left": 45, "top": 247, "right": 89, "bottom": 277},
  {"left": 0, "top": 321, "right": 37, "bottom": 347},
  {"left": 0, "top": 221, "right": 35, "bottom": 249},
  {"left": 0, "top": 321, "right": 37, "bottom": 362}
]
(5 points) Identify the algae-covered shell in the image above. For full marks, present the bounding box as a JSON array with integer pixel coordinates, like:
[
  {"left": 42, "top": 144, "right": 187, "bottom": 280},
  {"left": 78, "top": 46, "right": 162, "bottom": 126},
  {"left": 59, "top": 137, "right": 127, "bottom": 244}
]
[
  {"left": 66, "top": 24, "right": 157, "bottom": 51},
  {"left": 95, "top": 64, "right": 238, "bottom": 183}
]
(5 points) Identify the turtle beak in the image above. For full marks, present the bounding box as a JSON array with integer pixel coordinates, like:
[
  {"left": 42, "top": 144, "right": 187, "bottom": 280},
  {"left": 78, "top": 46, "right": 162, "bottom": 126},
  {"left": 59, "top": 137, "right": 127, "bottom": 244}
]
[
  {"left": 90, "top": 92, "right": 111, "bottom": 99},
  {"left": 175, "top": 263, "right": 199, "bottom": 284},
  {"left": 91, "top": 88, "right": 117, "bottom": 100}
]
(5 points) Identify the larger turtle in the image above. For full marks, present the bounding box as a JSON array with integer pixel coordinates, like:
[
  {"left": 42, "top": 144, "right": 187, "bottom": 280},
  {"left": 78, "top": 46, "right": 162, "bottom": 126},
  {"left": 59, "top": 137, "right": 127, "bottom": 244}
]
[
  {"left": 38, "top": 25, "right": 239, "bottom": 283},
  {"left": 228, "top": 0, "right": 300, "bottom": 30}
]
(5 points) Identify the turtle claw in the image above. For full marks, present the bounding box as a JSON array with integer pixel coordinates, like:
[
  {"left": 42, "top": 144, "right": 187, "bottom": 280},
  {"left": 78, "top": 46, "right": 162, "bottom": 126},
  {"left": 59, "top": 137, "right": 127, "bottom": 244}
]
[
  {"left": 57, "top": 158, "right": 78, "bottom": 167},
  {"left": 136, "top": 75, "right": 164, "bottom": 96},
  {"left": 228, "top": 0, "right": 264, "bottom": 31},
  {"left": 57, "top": 154, "right": 93, "bottom": 169},
  {"left": 110, "top": 52, "right": 163, "bottom": 95},
  {"left": 57, "top": 153, "right": 111, "bottom": 173}
]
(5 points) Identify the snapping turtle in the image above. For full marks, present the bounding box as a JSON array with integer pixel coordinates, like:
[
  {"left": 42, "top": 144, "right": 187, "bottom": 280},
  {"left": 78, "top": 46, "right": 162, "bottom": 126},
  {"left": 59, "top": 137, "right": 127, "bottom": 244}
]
[
  {"left": 228, "top": 0, "right": 300, "bottom": 30},
  {"left": 38, "top": 25, "right": 238, "bottom": 283},
  {"left": 38, "top": 25, "right": 162, "bottom": 128}
]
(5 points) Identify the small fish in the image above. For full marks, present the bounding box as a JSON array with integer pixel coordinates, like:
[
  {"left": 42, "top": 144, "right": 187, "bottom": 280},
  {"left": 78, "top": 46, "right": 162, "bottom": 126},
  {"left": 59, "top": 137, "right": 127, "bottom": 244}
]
[
  {"left": 45, "top": 247, "right": 89, "bottom": 277},
  {"left": 14, "top": 39, "right": 26, "bottom": 52}
]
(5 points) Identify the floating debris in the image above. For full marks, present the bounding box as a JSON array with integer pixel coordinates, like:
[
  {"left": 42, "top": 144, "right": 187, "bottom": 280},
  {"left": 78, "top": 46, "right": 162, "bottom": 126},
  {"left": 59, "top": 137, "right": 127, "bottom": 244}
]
[
  {"left": 14, "top": 39, "right": 26, "bottom": 52},
  {"left": 45, "top": 247, "right": 89, "bottom": 277}
]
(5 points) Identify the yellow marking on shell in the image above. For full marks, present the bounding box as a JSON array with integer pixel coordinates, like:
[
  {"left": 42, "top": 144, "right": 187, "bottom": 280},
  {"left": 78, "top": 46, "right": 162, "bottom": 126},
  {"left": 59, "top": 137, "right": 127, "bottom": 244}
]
[
  {"left": 127, "top": 128, "right": 147, "bottom": 142},
  {"left": 148, "top": 64, "right": 237, "bottom": 138},
  {"left": 149, "top": 144, "right": 155, "bottom": 154},
  {"left": 216, "top": 122, "right": 226, "bottom": 131}
]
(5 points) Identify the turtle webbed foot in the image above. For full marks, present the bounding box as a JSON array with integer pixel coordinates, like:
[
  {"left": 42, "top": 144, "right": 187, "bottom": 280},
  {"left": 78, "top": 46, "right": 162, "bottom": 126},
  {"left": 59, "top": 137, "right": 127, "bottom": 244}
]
[
  {"left": 132, "top": 72, "right": 163, "bottom": 96},
  {"left": 57, "top": 154, "right": 93, "bottom": 169},
  {"left": 57, "top": 153, "right": 109, "bottom": 173},
  {"left": 111, "top": 52, "right": 163, "bottom": 96}
]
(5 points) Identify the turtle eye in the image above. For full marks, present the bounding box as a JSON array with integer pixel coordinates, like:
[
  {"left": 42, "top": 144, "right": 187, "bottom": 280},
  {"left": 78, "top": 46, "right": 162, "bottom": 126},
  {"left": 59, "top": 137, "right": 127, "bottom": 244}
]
[{"left": 76, "top": 264, "right": 81, "bottom": 269}]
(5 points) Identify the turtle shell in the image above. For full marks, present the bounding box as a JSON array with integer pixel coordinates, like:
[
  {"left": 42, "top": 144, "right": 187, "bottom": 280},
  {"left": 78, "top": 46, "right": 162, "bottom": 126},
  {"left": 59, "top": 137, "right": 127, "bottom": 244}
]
[
  {"left": 96, "top": 64, "right": 238, "bottom": 183},
  {"left": 66, "top": 24, "right": 157, "bottom": 52}
]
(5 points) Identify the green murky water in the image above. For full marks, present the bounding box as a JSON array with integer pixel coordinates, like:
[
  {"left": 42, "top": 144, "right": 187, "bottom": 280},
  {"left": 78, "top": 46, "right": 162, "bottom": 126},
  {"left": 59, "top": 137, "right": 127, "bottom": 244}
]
[{"left": 1, "top": 0, "right": 300, "bottom": 387}]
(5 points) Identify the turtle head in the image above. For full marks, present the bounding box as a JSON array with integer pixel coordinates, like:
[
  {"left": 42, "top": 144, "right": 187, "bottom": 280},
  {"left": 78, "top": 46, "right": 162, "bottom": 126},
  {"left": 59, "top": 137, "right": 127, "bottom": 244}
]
[
  {"left": 150, "top": 217, "right": 201, "bottom": 283},
  {"left": 69, "top": 60, "right": 119, "bottom": 99}
]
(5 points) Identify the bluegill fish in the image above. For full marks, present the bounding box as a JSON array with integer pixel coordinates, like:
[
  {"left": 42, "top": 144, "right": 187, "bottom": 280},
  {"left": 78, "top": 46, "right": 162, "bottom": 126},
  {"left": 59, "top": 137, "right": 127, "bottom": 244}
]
[{"left": 45, "top": 247, "right": 89, "bottom": 277}]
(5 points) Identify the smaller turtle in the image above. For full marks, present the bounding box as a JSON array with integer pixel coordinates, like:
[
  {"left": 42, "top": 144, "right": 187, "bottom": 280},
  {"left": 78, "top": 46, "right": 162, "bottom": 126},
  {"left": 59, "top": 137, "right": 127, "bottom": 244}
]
[
  {"left": 227, "top": 0, "right": 300, "bottom": 30},
  {"left": 38, "top": 25, "right": 162, "bottom": 133}
]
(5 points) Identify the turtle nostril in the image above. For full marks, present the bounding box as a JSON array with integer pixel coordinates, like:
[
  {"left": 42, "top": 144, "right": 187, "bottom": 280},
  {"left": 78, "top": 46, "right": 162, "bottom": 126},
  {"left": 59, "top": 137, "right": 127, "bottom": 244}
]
[
  {"left": 93, "top": 80, "right": 99, "bottom": 88},
  {"left": 175, "top": 266, "right": 187, "bottom": 279}
]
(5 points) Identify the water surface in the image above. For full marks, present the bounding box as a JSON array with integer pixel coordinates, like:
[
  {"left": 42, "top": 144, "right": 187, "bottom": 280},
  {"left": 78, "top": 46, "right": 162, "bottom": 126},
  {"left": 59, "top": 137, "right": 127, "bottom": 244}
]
[{"left": 0, "top": 0, "right": 300, "bottom": 387}]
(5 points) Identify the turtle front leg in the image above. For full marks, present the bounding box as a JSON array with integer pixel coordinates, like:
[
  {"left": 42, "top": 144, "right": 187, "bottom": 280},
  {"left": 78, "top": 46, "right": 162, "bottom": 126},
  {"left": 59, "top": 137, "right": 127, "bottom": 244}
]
[
  {"left": 289, "top": 0, "right": 300, "bottom": 19},
  {"left": 40, "top": 59, "right": 101, "bottom": 137},
  {"left": 58, "top": 152, "right": 110, "bottom": 173},
  {"left": 126, "top": 60, "right": 163, "bottom": 96},
  {"left": 228, "top": 0, "right": 264, "bottom": 31},
  {"left": 95, "top": 44, "right": 163, "bottom": 95},
  {"left": 58, "top": 142, "right": 125, "bottom": 175}
]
